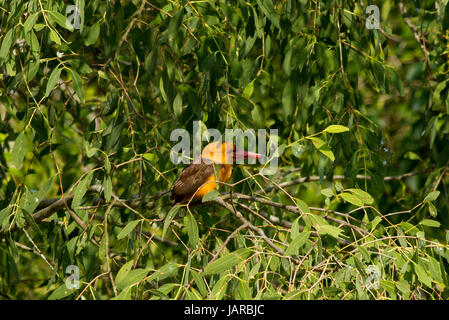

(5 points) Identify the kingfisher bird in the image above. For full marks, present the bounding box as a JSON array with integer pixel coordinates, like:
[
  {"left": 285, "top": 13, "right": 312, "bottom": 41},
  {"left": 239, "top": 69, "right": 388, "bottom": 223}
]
[{"left": 170, "top": 141, "right": 262, "bottom": 203}]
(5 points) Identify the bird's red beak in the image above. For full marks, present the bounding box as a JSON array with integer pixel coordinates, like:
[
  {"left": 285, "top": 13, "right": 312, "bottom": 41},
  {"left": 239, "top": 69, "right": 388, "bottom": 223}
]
[{"left": 233, "top": 150, "right": 263, "bottom": 160}]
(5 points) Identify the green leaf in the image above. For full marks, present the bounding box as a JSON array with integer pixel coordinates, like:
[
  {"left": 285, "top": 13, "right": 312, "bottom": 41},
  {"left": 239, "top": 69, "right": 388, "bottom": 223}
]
[
  {"left": 209, "top": 275, "right": 229, "bottom": 299},
  {"left": 156, "top": 283, "right": 178, "bottom": 296},
  {"left": 159, "top": 76, "right": 167, "bottom": 102},
  {"left": 308, "top": 137, "right": 324, "bottom": 149},
  {"left": 15, "top": 207, "right": 26, "bottom": 229},
  {"left": 6, "top": 57, "right": 16, "bottom": 76},
  {"left": 23, "top": 12, "right": 40, "bottom": 33},
  {"left": 103, "top": 176, "right": 112, "bottom": 201},
  {"left": 291, "top": 142, "right": 306, "bottom": 158},
  {"left": 113, "top": 287, "right": 131, "bottom": 300},
  {"left": 335, "top": 182, "right": 344, "bottom": 192},
  {"left": 317, "top": 144, "right": 335, "bottom": 162},
  {"left": 372, "top": 61, "right": 385, "bottom": 88},
  {"left": 146, "top": 263, "right": 179, "bottom": 282},
  {"left": 307, "top": 214, "right": 328, "bottom": 229},
  {"left": 116, "top": 268, "right": 149, "bottom": 290},
  {"left": 173, "top": 93, "right": 183, "bottom": 117},
  {"left": 281, "top": 80, "right": 295, "bottom": 121},
  {"left": 358, "top": 245, "right": 371, "bottom": 262},
  {"left": 184, "top": 212, "right": 199, "bottom": 248},
  {"left": 283, "top": 48, "right": 293, "bottom": 76},
  {"left": 0, "top": 29, "right": 14, "bottom": 61},
  {"left": 142, "top": 153, "right": 156, "bottom": 163},
  {"left": 47, "top": 10, "right": 74, "bottom": 31},
  {"left": 105, "top": 122, "right": 125, "bottom": 152},
  {"left": 427, "top": 202, "right": 437, "bottom": 217},
  {"left": 104, "top": 157, "right": 111, "bottom": 174},
  {"left": 0, "top": 206, "right": 12, "bottom": 229},
  {"left": 424, "top": 191, "right": 440, "bottom": 202},
  {"left": 256, "top": 0, "right": 280, "bottom": 29},
  {"left": 308, "top": 137, "right": 335, "bottom": 161},
  {"left": 45, "top": 67, "right": 62, "bottom": 97},
  {"left": 296, "top": 198, "right": 310, "bottom": 214},
  {"left": 323, "top": 125, "right": 350, "bottom": 133},
  {"left": 190, "top": 270, "right": 207, "bottom": 297},
  {"left": 162, "top": 205, "right": 181, "bottom": 239},
  {"left": 404, "top": 151, "right": 422, "bottom": 161},
  {"left": 85, "top": 23, "right": 100, "bottom": 46},
  {"left": 419, "top": 219, "right": 440, "bottom": 228},
  {"left": 238, "top": 279, "right": 252, "bottom": 299},
  {"left": 34, "top": 23, "right": 46, "bottom": 32},
  {"left": 243, "top": 81, "right": 254, "bottom": 99},
  {"left": 28, "top": 31, "right": 40, "bottom": 56},
  {"left": 399, "top": 222, "right": 419, "bottom": 235},
  {"left": 285, "top": 231, "right": 310, "bottom": 256},
  {"left": 347, "top": 189, "right": 374, "bottom": 205},
  {"left": 389, "top": 67, "right": 404, "bottom": 96},
  {"left": 428, "top": 256, "right": 443, "bottom": 283},
  {"left": 340, "top": 192, "right": 364, "bottom": 207},
  {"left": 70, "top": 69, "right": 85, "bottom": 103},
  {"left": 321, "top": 188, "right": 334, "bottom": 198},
  {"left": 26, "top": 59, "right": 40, "bottom": 81},
  {"left": 21, "top": 208, "right": 42, "bottom": 235},
  {"left": 203, "top": 249, "right": 251, "bottom": 276},
  {"left": 71, "top": 171, "right": 94, "bottom": 209},
  {"left": 48, "top": 284, "right": 76, "bottom": 300},
  {"left": 117, "top": 220, "right": 140, "bottom": 240},
  {"left": 370, "top": 216, "right": 382, "bottom": 232},
  {"left": 49, "top": 28, "right": 61, "bottom": 45},
  {"left": 11, "top": 131, "right": 27, "bottom": 168},
  {"left": 414, "top": 263, "right": 432, "bottom": 287},
  {"left": 249, "top": 261, "right": 261, "bottom": 279},
  {"left": 316, "top": 224, "right": 343, "bottom": 239},
  {"left": 379, "top": 280, "right": 396, "bottom": 296},
  {"left": 115, "top": 260, "right": 134, "bottom": 285},
  {"left": 290, "top": 217, "right": 300, "bottom": 239},
  {"left": 202, "top": 190, "right": 220, "bottom": 203},
  {"left": 23, "top": 176, "right": 54, "bottom": 214},
  {"left": 251, "top": 104, "right": 264, "bottom": 128},
  {"left": 185, "top": 288, "right": 202, "bottom": 300},
  {"left": 395, "top": 279, "right": 410, "bottom": 297}
]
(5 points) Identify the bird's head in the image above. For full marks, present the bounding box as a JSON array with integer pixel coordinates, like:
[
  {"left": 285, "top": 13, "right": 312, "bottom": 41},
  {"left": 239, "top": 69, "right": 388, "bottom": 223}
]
[{"left": 201, "top": 141, "right": 263, "bottom": 164}]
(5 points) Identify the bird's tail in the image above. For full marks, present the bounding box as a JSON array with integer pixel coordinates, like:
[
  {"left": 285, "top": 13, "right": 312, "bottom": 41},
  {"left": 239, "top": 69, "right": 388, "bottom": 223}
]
[{"left": 156, "top": 189, "right": 172, "bottom": 199}]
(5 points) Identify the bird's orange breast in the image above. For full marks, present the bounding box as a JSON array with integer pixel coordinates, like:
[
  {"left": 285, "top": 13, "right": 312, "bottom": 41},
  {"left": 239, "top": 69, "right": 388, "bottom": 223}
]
[{"left": 193, "top": 164, "right": 232, "bottom": 199}]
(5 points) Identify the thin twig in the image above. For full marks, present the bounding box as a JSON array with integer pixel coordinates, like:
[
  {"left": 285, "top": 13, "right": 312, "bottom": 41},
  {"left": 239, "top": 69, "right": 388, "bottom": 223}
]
[{"left": 213, "top": 197, "right": 286, "bottom": 255}]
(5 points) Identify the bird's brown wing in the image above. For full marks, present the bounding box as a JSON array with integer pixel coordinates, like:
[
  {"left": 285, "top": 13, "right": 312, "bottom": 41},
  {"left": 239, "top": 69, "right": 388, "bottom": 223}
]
[{"left": 170, "top": 161, "right": 215, "bottom": 203}]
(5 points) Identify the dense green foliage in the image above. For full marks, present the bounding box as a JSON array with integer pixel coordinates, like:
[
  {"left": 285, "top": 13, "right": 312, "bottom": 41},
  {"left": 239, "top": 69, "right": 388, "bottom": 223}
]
[{"left": 1, "top": 0, "right": 449, "bottom": 300}]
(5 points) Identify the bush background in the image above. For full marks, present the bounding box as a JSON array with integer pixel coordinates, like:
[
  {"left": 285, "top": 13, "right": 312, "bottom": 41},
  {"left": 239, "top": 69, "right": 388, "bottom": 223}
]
[{"left": 1, "top": 0, "right": 449, "bottom": 299}]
